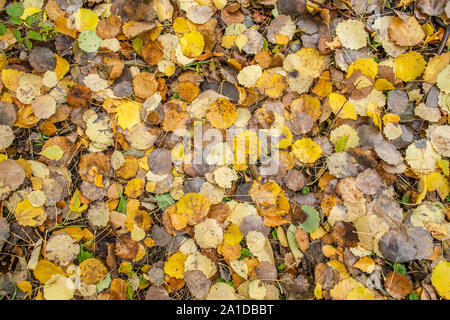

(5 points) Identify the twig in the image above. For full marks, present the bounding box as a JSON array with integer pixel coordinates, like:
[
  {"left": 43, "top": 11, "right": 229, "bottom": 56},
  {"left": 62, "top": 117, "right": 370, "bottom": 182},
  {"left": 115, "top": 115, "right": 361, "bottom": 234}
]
[{"left": 433, "top": 17, "right": 450, "bottom": 55}]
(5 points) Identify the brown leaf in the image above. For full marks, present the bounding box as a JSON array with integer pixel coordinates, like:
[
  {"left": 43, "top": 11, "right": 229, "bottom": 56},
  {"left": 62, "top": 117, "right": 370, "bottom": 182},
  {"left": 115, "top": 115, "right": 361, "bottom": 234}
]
[
  {"left": 384, "top": 272, "right": 413, "bottom": 299},
  {"left": 0, "top": 160, "right": 26, "bottom": 200},
  {"left": 96, "top": 16, "right": 122, "bottom": 39},
  {"left": 388, "top": 17, "right": 425, "bottom": 47},
  {"left": 133, "top": 72, "right": 158, "bottom": 99},
  {"left": 295, "top": 227, "right": 309, "bottom": 251},
  {"left": 115, "top": 235, "right": 139, "bottom": 260},
  {"left": 330, "top": 221, "right": 359, "bottom": 248},
  {"left": 66, "top": 84, "right": 92, "bottom": 108},
  {"left": 141, "top": 40, "right": 163, "bottom": 66}
]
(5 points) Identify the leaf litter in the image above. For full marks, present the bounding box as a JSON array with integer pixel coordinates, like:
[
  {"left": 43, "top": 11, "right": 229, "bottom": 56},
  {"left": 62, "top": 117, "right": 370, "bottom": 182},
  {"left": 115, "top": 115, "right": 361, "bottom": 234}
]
[{"left": 0, "top": 0, "right": 449, "bottom": 301}]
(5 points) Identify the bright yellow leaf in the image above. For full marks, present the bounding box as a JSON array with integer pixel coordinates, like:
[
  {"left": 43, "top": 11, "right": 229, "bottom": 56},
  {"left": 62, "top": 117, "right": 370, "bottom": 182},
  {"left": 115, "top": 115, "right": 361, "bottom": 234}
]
[
  {"left": 346, "top": 287, "right": 374, "bottom": 300},
  {"left": 426, "top": 172, "right": 450, "bottom": 200},
  {"left": 223, "top": 224, "right": 243, "bottom": 246},
  {"left": 346, "top": 58, "right": 378, "bottom": 79},
  {"left": 180, "top": 31, "right": 204, "bottom": 58},
  {"left": 164, "top": 252, "right": 187, "bottom": 279},
  {"left": 328, "top": 92, "right": 357, "bottom": 120},
  {"left": 431, "top": 260, "right": 450, "bottom": 299},
  {"left": 75, "top": 8, "right": 99, "bottom": 31},
  {"left": 54, "top": 55, "right": 70, "bottom": 80},
  {"left": 395, "top": 51, "right": 426, "bottom": 82},
  {"left": 116, "top": 100, "right": 142, "bottom": 130},
  {"left": 292, "top": 138, "right": 322, "bottom": 164},
  {"left": 33, "top": 260, "right": 64, "bottom": 283}
]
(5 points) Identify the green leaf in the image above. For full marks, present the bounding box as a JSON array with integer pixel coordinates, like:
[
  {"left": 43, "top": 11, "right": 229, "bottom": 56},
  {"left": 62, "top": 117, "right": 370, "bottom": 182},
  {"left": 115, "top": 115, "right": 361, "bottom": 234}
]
[
  {"left": 262, "top": 37, "right": 269, "bottom": 50},
  {"left": 409, "top": 292, "right": 419, "bottom": 300},
  {"left": 0, "top": 23, "right": 6, "bottom": 36},
  {"left": 301, "top": 186, "right": 310, "bottom": 195},
  {"left": 154, "top": 193, "right": 175, "bottom": 212},
  {"left": 334, "top": 135, "right": 349, "bottom": 152},
  {"left": 6, "top": 3, "right": 24, "bottom": 17},
  {"left": 27, "top": 30, "right": 43, "bottom": 41},
  {"left": 132, "top": 37, "right": 143, "bottom": 54},
  {"left": 393, "top": 263, "right": 406, "bottom": 275},
  {"left": 40, "top": 145, "right": 64, "bottom": 160},
  {"left": 271, "top": 228, "right": 278, "bottom": 240},
  {"left": 25, "top": 12, "right": 42, "bottom": 26},
  {"left": 286, "top": 224, "right": 302, "bottom": 260},
  {"left": 126, "top": 284, "right": 134, "bottom": 300},
  {"left": 78, "top": 30, "right": 102, "bottom": 53},
  {"left": 96, "top": 274, "right": 112, "bottom": 293},
  {"left": 10, "top": 16, "right": 23, "bottom": 25},
  {"left": 77, "top": 245, "right": 94, "bottom": 263},
  {"left": 276, "top": 263, "right": 285, "bottom": 271},
  {"left": 299, "top": 205, "right": 321, "bottom": 233},
  {"left": 117, "top": 183, "right": 126, "bottom": 214},
  {"left": 24, "top": 38, "right": 32, "bottom": 50},
  {"left": 12, "top": 29, "right": 22, "bottom": 41},
  {"left": 239, "top": 248, "right": 254, "bottom": 259}
]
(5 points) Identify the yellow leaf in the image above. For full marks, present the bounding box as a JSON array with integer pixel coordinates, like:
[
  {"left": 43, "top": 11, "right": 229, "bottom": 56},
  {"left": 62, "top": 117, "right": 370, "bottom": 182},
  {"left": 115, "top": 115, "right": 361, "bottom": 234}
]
[
  {"left": 116, "top": 100, "right": 142, "bottom": 130},
  {"left": 328, "top": 92, "right": 357, "bottom": 120},
  {"left": 15, "top": 198, "right": 45, "bottom": 227},
  {"left": 438, "top": 159, "right": 449, "bottom": 177},
  {"left": 255, "top": 70, "right": 287, "bottom": 98},
  {"left": 330, "top": 278, "right": 364, "bottom": 300},
  {"left": 353, "top": 256, "right": 375, "bottom": 273},
  {"left": 223, "top": 224, "right": 243, "bottom": 246},
  {"left": 118, "top": 261, "right": 133, "bottom": 275},
  {"left": 415, "top": 176, "right": 428, "bottom": 205},
  {"left": 328, "top": 260, "right": 350, "bottom": 277},
  {"left": 206, "top": 97, "right": 237, "bottom": 129},
  {"left": 366, "top": 103, "right": 382, "bottom": 130},
  {"left": 346, "top": 58, "right": 378, "bottom": 79},
  {"left": 346, "top": 287, "right": 374, "bottom": 300},
  {"left": 33, "top": 260, "right": 64, "bottom": 283},
  {"left": 124, "top": 178, "right": 145, "bottom": 198},
  {"left": 2, "top": 69, "right": 25, "bottom": 91},
  {"left": 426, "top": 172, "right": 450, "bottom": 200},
  {"left": 69, "top": 189, "right": 88, "bottom": 213},
  {"left": 164, "top": 252, "right": 187, "bottom": 279},
  {"left": 79, "top": 258, "right": 108, "bottom": 284},
  {"left": 314, "top": 283, "right": 323, "bottom": 299},
  {"left": 133, "top": 243, "right": 146, "bottom": 262},
  {"left": 54, "top": 55, "right": 70, "bottom": 80},
  {"left": 110, "top": 278, "right": 127, "bottom": 300},
  {"left": 233, "top": 130, "right": 261, "bottom": 170},
  {"left": 176, "top": 193, "right": 211, "bottom": 226},
  {"left": 75, "top": 8, "right": 99, "bottom": 31},
  {"left": 431, "top": 260, "right": 450, "bottom": 299},
  {"left": 40, "top": 145, "right": 64, "bottom": 161},
  {"left": 382, "top": 113, "right": 400, "bottom": 124},
  {"left": 292, "top": 138, "right": 322, "bottom": 164},
  {"left": 17, "top": 281, "right": 32, "bottom": 293},
  {"left": 278, "top": 126, "right": 293, "bottom": 149},
  {"left": 173, "top": 17, "right": 195, "bottom": 34},
  {"left": 53, "top": 226, "right": 85, "bottom": 242},
  {"left": 396, "top": 0, "right": 414, "bottom": 6},
  {"left": 144, "top": 238, "right": 156, "bottom": 248},
  {"left": 374, "top": 78, "right": 395, "bottom": 91},
  {"left": 180, "top": 31, "right": 204, "bottom": 58},
  {"left": 394, "top": 51, "right": 426, "bottom": 82},
  {"left": 423, "top": 52, "right": 450, "bottom": 84}
]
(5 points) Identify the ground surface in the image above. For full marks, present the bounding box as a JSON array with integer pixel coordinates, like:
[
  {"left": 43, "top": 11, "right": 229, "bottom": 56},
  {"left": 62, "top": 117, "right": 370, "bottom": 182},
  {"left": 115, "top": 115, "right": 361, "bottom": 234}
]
[{"left": 0, "top": 0, "right": 449, "bottom": 301}]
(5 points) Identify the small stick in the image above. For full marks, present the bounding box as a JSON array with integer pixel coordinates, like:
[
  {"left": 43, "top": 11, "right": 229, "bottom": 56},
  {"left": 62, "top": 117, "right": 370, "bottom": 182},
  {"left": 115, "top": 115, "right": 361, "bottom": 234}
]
[{"left": 433, "top": 17, "right": 450, "bottom": 55}]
